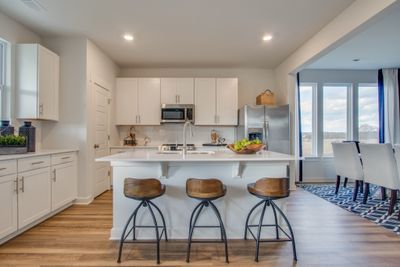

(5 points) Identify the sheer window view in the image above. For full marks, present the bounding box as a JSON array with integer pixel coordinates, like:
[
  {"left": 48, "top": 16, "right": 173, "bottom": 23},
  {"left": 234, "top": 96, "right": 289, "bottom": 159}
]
[
  {"left": 358, "top": 84, "right": 379, "bottom": 143},
  {"left": 323, "top": 85, "right": 348, "bottom": 155},
  {"left": 299, "top": 85, "right": 314, "bottom": 156}
]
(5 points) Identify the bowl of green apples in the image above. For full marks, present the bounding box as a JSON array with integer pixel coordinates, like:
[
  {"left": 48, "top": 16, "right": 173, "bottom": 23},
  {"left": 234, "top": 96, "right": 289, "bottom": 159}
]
[{"left": 227, "top": 138, "right": 265, "bottom": 154}]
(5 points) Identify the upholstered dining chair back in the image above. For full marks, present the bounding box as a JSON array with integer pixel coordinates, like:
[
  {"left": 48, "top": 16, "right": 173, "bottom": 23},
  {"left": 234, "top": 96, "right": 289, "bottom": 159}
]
[
  {"left": 359, "top": 143, "right": 400, "bottom": 190},
  {"left": 393, "top": 144, "right": 400, "bottom": 176},
  {"left": 332, "top": 142, "right": 363, "bottom": 181}
]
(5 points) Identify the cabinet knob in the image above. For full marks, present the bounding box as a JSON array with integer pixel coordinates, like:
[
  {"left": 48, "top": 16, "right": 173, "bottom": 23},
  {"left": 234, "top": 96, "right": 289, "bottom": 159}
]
[{"left": 94, "top": 144, "right": 100, "bottom": 149}]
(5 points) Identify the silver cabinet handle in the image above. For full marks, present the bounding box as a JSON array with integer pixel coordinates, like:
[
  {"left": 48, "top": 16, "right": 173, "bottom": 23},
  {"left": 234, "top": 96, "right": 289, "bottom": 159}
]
[
  {"left": 138, "top": 115, "right": 141, "bottom": 124},
  {"left": 14, "top": 178, "right": 18, "bottom": 193},
  {"left": 178, "top": 95, "right": 181, "bottom": 103},
  {"left": 0, "top": 167, "right": 6, "bottom": 171},
  {"left": 61, "top": 156, "right": 70, "bottom": 160},
  {"left": 20, "top": 176, "right": 24, "bottom": 193},
  {"left": 94, "top": 144, "right": 99, "bottom": 149},
  {"left": 53, "top": 169, "right": 57, "bottom": 182},
  {"left": 175, "top": 95, "right": 178, "bottom": 103},
  {"left": 31, "top": 161, "right": 44, "bottom": 165}
]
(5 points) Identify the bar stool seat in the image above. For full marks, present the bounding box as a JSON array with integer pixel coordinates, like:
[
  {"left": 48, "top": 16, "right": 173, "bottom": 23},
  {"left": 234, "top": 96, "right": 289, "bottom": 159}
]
[
  {"left": 186, "top": 178, "right": 229, "bottom": 263},
  {"left": 244, "top": 178, "right": 297, "bottom": 262},
  {"left": 117, "top": 178, "right": 167, "bottom": 264}
]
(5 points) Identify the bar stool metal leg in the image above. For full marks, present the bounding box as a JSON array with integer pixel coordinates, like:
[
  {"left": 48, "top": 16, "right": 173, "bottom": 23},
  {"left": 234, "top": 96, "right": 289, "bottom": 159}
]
[
  {"left": 186, "top": 201, "right": 206, "bottom": 263},
  {"left": 255, "top": 201, "right": 268, "bottom": 262},
  {"left": 244, "top": 200, "right": 265, "bottom": 240},
  {"left": 270, "top": 201, "right": 297, "bottom": 261},
  {"left": 209, "top": 201, "right": 229, "bottom": 263},
  {"left": 146, "top": 200, "right": 161, "bottom": 264},
  {"left": 117, "top": 201, "right": 144, "bottom": 263},
  {"left": 148, "top": 200, "right": 168, "bottom": 241},
  {"left": 270, "top": 200, "right": 280, "bottom": 239}
]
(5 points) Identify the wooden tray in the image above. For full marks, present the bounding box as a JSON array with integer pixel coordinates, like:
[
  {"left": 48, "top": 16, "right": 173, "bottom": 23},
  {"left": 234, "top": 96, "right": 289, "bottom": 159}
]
[{"left": 227, "top": 144, "right": 264, "bottom": 154}]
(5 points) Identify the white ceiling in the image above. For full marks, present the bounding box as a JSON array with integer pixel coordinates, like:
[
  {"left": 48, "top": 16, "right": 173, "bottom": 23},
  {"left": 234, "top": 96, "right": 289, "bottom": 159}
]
[
  {"left": 308, "top": 3, "right": 400, "bottom": 70},
  {"left": 0, "top": 0, "right": 354, "bottom": 68}
]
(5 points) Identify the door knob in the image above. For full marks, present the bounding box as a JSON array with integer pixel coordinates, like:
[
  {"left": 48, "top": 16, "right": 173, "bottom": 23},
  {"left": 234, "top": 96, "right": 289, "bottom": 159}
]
[{"left": 94, "top": 144, "right": 100, "bottom": 149}]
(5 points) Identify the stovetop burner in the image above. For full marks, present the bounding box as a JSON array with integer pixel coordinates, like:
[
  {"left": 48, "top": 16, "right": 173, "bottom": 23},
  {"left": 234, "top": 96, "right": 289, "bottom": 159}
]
[{"left": 160, "top": 144, "right": 195, "bottom": 151}]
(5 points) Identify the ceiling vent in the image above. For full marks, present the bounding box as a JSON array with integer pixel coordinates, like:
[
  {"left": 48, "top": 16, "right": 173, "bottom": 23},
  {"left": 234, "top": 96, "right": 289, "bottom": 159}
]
[{"left": 20, "top": 0, "right": 46, "bottom": 12}]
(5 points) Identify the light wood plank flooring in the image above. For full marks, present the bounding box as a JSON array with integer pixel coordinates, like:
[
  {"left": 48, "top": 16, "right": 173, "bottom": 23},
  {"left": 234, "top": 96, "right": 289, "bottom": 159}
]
[{"left": 1, "top": 188, "right": 400, "bottom": 267}]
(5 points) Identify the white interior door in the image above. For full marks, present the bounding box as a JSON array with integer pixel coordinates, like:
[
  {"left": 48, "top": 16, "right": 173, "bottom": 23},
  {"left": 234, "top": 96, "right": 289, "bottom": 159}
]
[{"left": 93, "top": 83, "right": 110, "bottom": 197}]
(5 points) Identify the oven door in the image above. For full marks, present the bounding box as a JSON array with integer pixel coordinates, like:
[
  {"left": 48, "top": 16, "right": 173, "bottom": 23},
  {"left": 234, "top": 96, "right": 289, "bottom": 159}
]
[{"left": 161, "top": 108, "right": 186, "bottom": 123}]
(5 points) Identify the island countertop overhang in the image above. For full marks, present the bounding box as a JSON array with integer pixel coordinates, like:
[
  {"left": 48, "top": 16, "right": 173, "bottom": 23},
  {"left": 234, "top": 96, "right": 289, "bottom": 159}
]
[{"left": 96, "top": 149, "right": 296, "bottom": 163}]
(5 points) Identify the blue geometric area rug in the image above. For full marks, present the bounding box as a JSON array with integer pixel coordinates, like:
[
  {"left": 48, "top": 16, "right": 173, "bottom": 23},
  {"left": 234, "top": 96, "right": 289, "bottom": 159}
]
[{"left": 298, "top": 184, "right": 400, "bottom": 234}]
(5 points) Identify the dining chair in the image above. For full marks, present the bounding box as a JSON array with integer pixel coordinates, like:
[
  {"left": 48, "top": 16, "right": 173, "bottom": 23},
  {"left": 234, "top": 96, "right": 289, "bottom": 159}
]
[
  {"left": 360, "top": 143, "right": 400, "bottom": 218},
  {"left": 332, "top": 142, "right": 364, "bottom": 201}
]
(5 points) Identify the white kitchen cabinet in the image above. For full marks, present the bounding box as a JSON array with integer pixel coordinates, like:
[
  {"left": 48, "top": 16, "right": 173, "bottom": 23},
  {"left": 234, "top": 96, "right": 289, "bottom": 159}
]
[
  {"left": 161, "top": 78, "right": 194, "bottom": 104},
  {"left": 115, "top": 78, "right": 138, "bottom": 125},
  {"left": 195, "top": 78, "right": 238, "bottom": 125},
  {"left": 0, "top": 174, "right": 18, "bottom": 240},
  {"left": 16, "top": 44, "right": 60, "bottom": 121},
  {"left": 51, "top": 162, "right": 76, "bottom": 211},
  {"left": 216, "top": 78, "right": 238, "bottom": 125},
  {"left": 115, "top": 78, "right": 161, "bottom": 125},
  {"left": 17, "top": 167, "right": 52, "bottom": 229}
]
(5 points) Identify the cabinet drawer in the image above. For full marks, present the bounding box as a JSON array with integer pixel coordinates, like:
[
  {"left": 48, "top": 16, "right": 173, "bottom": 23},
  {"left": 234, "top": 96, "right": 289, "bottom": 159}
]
[
  {"left": 51, "top": 152, "right": 76, "bottom": 166},
  {"left": 0, "top": 160, "right": 17, "bottom": 177},
  {"left": 18, "top": 156, "right": 50, "bottom": 173}
]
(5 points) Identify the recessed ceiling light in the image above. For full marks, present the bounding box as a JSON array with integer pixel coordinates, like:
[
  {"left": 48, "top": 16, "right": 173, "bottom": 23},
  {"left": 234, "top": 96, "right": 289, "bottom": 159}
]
[
  {"left": 262, "top": 35, "right": 273, "bottom": 42},
  {"left": 123, "top": 34, "right": 134, "bottom": 41},
  {"left": 353, "top": 58, "right": 360, "bottom": 62}
]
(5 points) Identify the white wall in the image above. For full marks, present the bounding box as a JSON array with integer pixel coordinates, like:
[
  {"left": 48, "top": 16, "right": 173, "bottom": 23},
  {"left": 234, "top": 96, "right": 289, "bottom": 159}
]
[
  {"left": 300, "top": 69, "right": 378, "bottom": 181},
  {"left": 0, "top": 11, "right": 44, "bottom": 147}
]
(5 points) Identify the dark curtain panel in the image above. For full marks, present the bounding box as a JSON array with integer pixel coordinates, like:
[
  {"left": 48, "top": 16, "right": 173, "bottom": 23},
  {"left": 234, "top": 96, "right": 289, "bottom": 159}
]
[
  {"left": 378, "top": 69, "right": 384, "bottom": 143},
  {"left": 297, "top": 72, "right": 303, "bottom": 181}
]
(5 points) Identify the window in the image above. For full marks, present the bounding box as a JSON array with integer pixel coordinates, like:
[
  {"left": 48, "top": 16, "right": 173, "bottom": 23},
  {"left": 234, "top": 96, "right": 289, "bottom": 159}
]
[
  {"left": 299, "top": 81, "right": 378, "bottom": 158},
  {"left": 299, "top": 84, "right": 316, "bottom": 156},
  {"left": 323, "top": 84, "right": 350, "bottom": 155},
  {"left": 358, "top": 84, "right": 379, "bottom": 143}
]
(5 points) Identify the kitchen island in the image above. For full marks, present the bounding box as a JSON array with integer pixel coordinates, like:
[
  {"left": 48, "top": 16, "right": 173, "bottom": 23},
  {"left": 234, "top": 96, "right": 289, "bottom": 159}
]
[{"left": 97, "top": 149, "right": 296, "bottom": 239}]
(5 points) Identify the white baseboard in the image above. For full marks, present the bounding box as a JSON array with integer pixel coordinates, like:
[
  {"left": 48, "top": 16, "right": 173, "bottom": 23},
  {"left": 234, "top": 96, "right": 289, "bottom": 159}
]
[{"left": 74, "top": 195, "right": 94, "bottom": 205}]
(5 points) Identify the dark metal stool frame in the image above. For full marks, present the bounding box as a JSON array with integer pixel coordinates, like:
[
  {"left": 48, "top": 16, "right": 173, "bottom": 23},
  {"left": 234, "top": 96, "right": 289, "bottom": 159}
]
[
  {"left": 186, "top": 194, "right": 229, "bottom": 263},
  {"left": 117, "top": 194, "right": 168, "bottom": 264},
  {"left": 244, "top": 192, "right": 297, "bottom": 262}
]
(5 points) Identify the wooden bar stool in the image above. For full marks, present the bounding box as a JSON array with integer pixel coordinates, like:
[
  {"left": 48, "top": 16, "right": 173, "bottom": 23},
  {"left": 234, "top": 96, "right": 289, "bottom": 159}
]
[
  {"left": 117, "top": 178, "right": 167, "bottom": 264},
  {"left": 244, "top": 177, "right": 297, "bottom": 262},
  {"left": 186, "top": 178, "right": 229, "bottom": 263}
]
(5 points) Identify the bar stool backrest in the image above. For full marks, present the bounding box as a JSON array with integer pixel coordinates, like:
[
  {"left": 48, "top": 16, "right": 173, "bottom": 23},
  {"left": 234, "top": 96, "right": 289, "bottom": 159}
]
[
  {"left": 332, "top": 142, "right": 363, "bottom": 180},
  {"left": 186, "top": 178, "right": 224, "bottom": 197},
  {"left": 360, "top": 143, "right": 400, "bottom": 190},
  {"left": 124, "top": 178, "right": 163, "bottom": 199},
  {"left": 254, "top": 177, "right": 290, "bottom": 198}
]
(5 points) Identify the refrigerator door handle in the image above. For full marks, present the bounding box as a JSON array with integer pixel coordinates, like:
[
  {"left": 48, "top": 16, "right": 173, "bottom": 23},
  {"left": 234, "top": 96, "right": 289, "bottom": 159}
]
[{"left": 264, "top": 121, "right": 269, "bottom": 148}]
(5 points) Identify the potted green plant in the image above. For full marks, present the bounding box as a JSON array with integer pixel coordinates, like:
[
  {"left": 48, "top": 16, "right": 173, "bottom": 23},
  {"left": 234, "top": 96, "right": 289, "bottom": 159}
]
[{"left": 0, "top": 135, "right": 27, "bottom": 155}]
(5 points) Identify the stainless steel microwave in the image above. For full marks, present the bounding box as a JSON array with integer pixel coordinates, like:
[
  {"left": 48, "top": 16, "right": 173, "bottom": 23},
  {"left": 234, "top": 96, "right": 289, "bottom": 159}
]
[{"left": 161, "top": 104, "right": 195, "bottom": 123}]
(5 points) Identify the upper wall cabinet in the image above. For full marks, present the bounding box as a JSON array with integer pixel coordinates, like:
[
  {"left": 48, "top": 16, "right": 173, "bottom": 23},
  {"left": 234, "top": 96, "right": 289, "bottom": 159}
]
[
  {"left": 195, "top": 78, "right": 238, "bottom": 126},
  {"left": 161, "top": 78, "right": 194, "bottom": 104},
  {"left": 16, "top": 44, "right": 60, "bottom": 121},
  {"left": 115, "top": 78, "right": 161, "bottom": 125}
]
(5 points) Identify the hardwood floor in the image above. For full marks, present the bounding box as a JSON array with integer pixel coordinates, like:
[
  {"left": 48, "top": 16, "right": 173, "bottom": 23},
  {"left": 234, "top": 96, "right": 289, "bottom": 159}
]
[{"left": 1, "top": 188, "right": 400, "bottom": 267}]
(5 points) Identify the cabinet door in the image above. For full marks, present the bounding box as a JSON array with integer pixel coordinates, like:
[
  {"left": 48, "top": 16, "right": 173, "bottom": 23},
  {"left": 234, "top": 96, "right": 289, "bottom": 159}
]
[
  {"left": 51, "top": 162, "right": 77, "bottom": 211},
  {"left": 195, "top": 78, "right": 216, "bottom": 125},
  {"left": 161, "top": 78, "right": 177, "bottom": 104},
  {"left": 38, "top": 46, "right": 59, "bottom": 120},
  {"left": 216, "top": 78, "right": 238, "bottom": 125},
  {"left": 138, "top": 78, "right": 161, "bottom": 125},
  {"left": 116, "top": 78, "right": 138, "bottom": 125},
  {"left": 177, "top": 78, "right": 194, "bottom": 104},
  {"left": 18, "top": 168, "right": 51, "bottom": 229},
  {"left": 0, "top": 174, "right": 18, "bottom": 239}
]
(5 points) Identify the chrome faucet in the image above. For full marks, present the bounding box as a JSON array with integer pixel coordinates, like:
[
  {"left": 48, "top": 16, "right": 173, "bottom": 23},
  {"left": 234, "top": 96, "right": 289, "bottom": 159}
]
[{"left": 182, "top": 120, "right": 193, "bottom": 155}]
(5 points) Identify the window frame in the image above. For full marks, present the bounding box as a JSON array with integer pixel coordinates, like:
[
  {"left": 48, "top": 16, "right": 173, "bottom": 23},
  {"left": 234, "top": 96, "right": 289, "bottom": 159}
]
[{"left": 299, "top": 81, "right": 379, "bottom": 158}]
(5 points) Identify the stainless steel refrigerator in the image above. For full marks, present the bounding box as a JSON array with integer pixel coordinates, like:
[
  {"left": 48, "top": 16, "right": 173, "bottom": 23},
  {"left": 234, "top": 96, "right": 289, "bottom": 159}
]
[{"left": 237, "top": 105, "right": 290, "bottom": 154}]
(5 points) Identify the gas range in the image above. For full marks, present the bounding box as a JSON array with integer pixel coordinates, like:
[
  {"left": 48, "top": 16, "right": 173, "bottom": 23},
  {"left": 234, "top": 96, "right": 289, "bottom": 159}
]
[{"left": 159, "top": 144, "right": 195, "bottom": 151}]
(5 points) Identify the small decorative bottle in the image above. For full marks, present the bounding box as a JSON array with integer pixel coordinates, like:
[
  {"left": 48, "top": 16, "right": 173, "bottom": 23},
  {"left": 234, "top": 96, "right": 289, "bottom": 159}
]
[
  {"left": 19, "top": 121, "right": 36, "bottom": 152},
  {"left": 0, "top": 120, "right": 14, "bottom": 136}
]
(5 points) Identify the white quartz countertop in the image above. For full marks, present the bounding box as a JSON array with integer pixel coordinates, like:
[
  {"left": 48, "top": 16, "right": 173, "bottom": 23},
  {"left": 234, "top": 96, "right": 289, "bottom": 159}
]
[
  {"left": 97, "top": 149, "right": 295, "bottom": 162},
  {"left": 0, "top": 149, "right": 79, "bottom": 161}
]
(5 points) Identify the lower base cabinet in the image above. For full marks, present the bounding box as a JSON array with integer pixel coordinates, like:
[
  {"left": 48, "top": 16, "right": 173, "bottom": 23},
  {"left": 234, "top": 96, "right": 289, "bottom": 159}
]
[
  {"left": 0, "top": 174, "right": 18, "bottom": 239},
  {"left": 51, "top": 161, "right": 77, "bottom": 210},
  {"left": 18, "top": 167, "right": 52, "bottom": 229}
]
